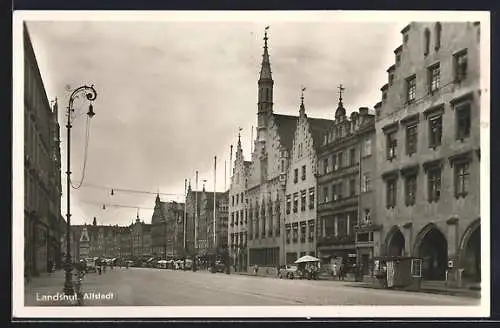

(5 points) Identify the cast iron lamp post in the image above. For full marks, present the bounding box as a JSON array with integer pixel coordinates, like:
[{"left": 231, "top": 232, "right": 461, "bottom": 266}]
[{"left": 63, "top": 85, "right": 97, "bottom": 295}]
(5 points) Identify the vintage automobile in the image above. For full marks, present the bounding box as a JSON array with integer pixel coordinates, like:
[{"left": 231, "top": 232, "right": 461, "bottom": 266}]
[{"left": 279, "top": 265, "right": 299, "bottom": 279}]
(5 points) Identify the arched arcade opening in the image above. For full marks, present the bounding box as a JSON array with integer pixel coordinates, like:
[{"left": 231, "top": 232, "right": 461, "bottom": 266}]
[
  {"left": 385, "top": 226, "right": 405, "bottom": 257},
  {"left": 414, "top": 224, "right": 448, "bottom": 280}
]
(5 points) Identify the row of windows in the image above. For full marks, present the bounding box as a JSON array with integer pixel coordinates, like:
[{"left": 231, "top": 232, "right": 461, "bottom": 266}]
[
  {"left": 320, "top": 211, "right": 358, "bottom": 238},
  {"left": 318, "top": 174, "right": 371, "bottom": 203},
  {"left": 385, "top": 99, "right": 472, "bottom": 160},
  {"left": 319, "top": 139, "right": 371, "bottom": 176},
  {"left": 286, "top": 188, "right": 315, "bottom": 214},
  {"left": 231, "top": 192, "right": 246, "bottom": 207},
  {"left": 285, "top": 220, "right": 315, "bottom": 244},
  {"left": 293, "top": 165, "right": 307, "bottom": 183},
  {"left": 404, "top": 51, "right": 468, "bottom": 105},
  {"left": 384, "top": 157, "right": 472, "bottom": 208}
]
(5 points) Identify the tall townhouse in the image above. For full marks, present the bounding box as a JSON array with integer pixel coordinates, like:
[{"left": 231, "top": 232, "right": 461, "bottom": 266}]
[
  {"left": 374, "top": 22, "right": 481, "bottom": 283},
  {"left": 316, "top": 98, "right": 376, "bottom": 272},
  {"left": 283, "top": 95, "right": 332, "bottom": 263},
  {"left": 228, "top": 134, "right": 251, "bottom": 271},
  {"left": 24, "top": 23, "right": 64, "bottom": 275}
]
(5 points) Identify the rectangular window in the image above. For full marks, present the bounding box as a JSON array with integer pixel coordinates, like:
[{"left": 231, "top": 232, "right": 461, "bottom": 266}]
[
  {"left": 294, "top": 168, "right": 298, "bottom": 183},
  {"left": 300, "top": 190, "right": 306, "bottom": 211},
  {"left": 293, "top": 193, "right": 299, "bottom": 213},
  {"left": 308, "top": 220, "right": 315, "bottom": 242},
  {"left": 387, "top": 132, "right": 397, "bottom": 160},
  {"left": 292, "top": 223, "right": 299, "bottom": 243},
  {"left": 308, "top": 188, "right": 315, "bottom": 209},
  {"left": 456, "top": 103, "right": 471, "bottom": 140},
  {"left": 338, "top": 152, "right": 343, "bottom": 168},
  {"left": 455, "top": 161, "right": 470, "bottom": 198},
  {"left": 405, "top": 174, "right": 417, "bottom": 206},
  {"left": 337, "top": 182, "right": 343, "bottom": 200},
  {"left": 406, "top": 124, "right": 418, "bottom": 155},
  {"left": 428, "top": 167, "right": 442, "bottom": 202},
  {"left": 364, "top": 138, "right": 372, "bottom": 156},
  {"left": 232, "top": 196, "right": 234, "bottom": 206},
  {"left": 300, "top": 222, "right": 306, "bottom": 243},
  {"left": 386, "top": 178, "right": 397, "bottom": 208},
  {"left": 406, "top": 75, "right": 416, "bottom": 103},
  {"left": 396, "top": 53, "right": 401, "bottom": 66},
  {"left": 350, "top": 148, "right": 356, "bottom": 166},
  {"left": 236, "top": 194, "right": 239, "bottom": 205},
  {"left": 428, "top": 64, "right": 440, "bottom": 93},
  {"left": 332, "top": 184, "right": 337, "bottom": 201},
  {"left": 286, "top": 195, "right": 291, "bottom": 214},
  {"left": 389, "top": 72, "right": 394, "bottom": 86},
  {"left": 323, "top": 186, "right": 329, "bottom": 203},
  {"left": 301, "top": 165, "right": 306, "bottom": 181},
  {"left": 362, "top": 173, "right": 371, "bottom": 192},
  {"left": 454, "top": 50, "right": 468, "bottom": 82},
  {"left": 323, "top": 158, "right": 328, "bottom": 175},
  {"left": 332, "top": 154, "right": 338, "bottom": 171},
  {"left": 349, "top": 178, "right": 356, "bottom": 196},
  {"left": 429, "top": 115, "right": 443, "bottom": 148}
]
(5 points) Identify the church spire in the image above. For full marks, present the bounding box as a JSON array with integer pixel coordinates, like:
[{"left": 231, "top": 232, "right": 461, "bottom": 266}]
[
  {"left": 259, "top": 26, "right": 272, "bottom": 80},
  {"left": 257, "top": 26, "right": 274, "bottom": 142}
]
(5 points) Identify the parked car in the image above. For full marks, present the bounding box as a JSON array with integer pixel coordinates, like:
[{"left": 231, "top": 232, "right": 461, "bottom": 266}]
[
  {"left": 279, "top": 265, "right": 298, "bottom": 279},
  {"left": 84, "top": 258, "right": 97, "bottom": 273}
]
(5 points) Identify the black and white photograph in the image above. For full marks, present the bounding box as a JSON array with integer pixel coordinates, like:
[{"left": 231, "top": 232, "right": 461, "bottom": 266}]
[{"left": 12, "top": 10, "right": 490, "bottom": 318}]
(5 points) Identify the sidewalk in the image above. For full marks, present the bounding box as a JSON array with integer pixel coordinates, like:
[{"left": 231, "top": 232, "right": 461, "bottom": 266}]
[
  {"left": 234, "top": 270, "right": 480, "bottom": 298},
  {"left": 347, "top": 279, "right": 481, "bottom": 299}
]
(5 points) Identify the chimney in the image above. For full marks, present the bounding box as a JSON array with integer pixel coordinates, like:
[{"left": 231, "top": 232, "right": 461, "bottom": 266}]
[{"left": 359, "top": 107, "right": 369, "bottom": 116}]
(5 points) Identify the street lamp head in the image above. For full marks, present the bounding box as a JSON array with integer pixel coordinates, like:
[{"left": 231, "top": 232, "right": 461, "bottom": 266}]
[{"left": 87, "top": 103, "right": 95, "bottom": 118}]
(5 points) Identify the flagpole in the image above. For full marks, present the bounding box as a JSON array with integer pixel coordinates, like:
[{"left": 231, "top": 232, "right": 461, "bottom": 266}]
[
  {"left": 251, "top": 126, "right": 253, "bottom": 154},
  {"left": 213, "top": 156, "right": 217, "bottom": 249},
  {"left": 224, "top": 160, "right": 227, "bottom": 191},
  {"left": 183, "top": 179, "right": 187, "bottom": 251},
  {"left": 195, "top": 171, "right": 198, "bottom": 251}
]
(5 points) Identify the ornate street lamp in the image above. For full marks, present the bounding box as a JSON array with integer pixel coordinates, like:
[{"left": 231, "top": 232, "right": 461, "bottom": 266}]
[{"left": 63, "top": 85, "right": 97, "bottom": 296}]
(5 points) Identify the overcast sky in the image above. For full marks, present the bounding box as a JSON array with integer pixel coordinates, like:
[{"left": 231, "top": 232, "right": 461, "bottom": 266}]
[{"left": 24, "top": 13, "right": 408, "bottom": 226}]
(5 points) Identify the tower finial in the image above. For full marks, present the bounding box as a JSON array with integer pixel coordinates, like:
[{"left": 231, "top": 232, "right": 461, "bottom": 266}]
[
  {"left": 299, "top": 86, "right": 306, "bottom": 114},
  {"left": 338, "top": 84, "right": 345, "bottom": 104},
  {"left": 264, "top": 26, "right": 270, "bottom": 48}
]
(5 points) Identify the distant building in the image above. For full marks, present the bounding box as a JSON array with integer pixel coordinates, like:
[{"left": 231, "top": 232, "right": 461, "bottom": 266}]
[
  {"left": 151, "top": 195, "right": 185, "bottom": 258},
  {"left": 130, "top": 215, "right": 152, "bottom": 259},
  {"left": 198, "top": 187, "right": 226, "bottom": 254},
  {"left": 228, "top": 135, "right": 251, "bottom": 271},
  {"left": 185, "top": 184, "right": 203, "bottom": 256},
  {"left": 24, "top": 23, "right": 64, "bottom": 275},
  {"left": 373, "top": 22, "right": 481, "bottom": 283}
]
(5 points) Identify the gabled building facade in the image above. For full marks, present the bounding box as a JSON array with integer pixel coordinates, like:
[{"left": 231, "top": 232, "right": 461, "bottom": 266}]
[
  {"left": 228, "top": 135, "right": 251, "bottom": 271},
  {"left": 374, "top": 22, "right": 481, "bottom": 283},
  {"left": 283, "top": 95, "right": 333, "bottom": 263}
]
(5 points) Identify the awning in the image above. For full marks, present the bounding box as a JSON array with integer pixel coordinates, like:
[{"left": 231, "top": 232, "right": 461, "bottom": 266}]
[{"left": 294, "top": 255, "right": 320, "bottom": 264}]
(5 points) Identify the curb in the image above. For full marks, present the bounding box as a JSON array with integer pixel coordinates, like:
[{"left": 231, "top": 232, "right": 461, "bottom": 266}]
[{"left": 350, "top": 284, "right": 481, "bottom": 299}]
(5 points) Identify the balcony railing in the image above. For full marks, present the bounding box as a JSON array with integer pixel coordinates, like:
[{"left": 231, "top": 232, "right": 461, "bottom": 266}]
[{"left": 317, "top": 234, "right": 356, "bottom": 247}]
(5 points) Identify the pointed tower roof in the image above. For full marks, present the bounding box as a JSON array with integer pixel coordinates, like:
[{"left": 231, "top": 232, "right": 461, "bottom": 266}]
[{"left": 259, "top": 26, "right": 272, "bottom": 81}]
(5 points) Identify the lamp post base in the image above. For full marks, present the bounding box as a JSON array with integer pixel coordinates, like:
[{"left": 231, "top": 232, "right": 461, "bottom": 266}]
[{"left": 63, "top": 265, "right": 74, "bottom": 295}]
